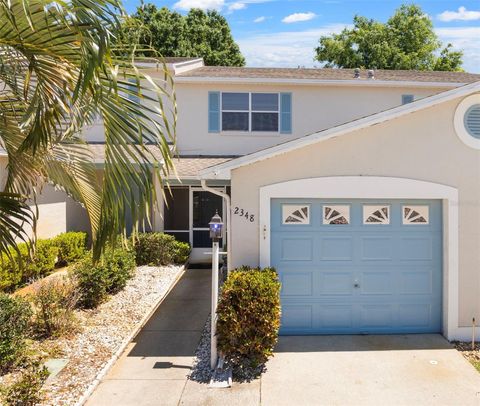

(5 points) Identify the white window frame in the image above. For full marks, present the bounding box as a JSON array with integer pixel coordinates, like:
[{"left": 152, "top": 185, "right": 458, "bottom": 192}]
[{"left": 220, "top": 92, "right": 280, "bottom": 133}]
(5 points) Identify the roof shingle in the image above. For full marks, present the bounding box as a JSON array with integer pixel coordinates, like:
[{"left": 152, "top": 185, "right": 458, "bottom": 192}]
[{"left": 177, "top": 66, "right": 480, "bottom": 84}]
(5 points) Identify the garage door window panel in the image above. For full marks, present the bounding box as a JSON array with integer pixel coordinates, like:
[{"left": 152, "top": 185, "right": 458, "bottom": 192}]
[
  {"left": 282, "top": 204, "right": 310, "bottom": 225},
  {"left": 363, "top": 205, "right": 390, "bottom": 225},
  {"left": 323, "top": 205, "right": 350, "bottom": 225},
  {"left": 403, "top": 205, "right": 429, "bottom": 224}
]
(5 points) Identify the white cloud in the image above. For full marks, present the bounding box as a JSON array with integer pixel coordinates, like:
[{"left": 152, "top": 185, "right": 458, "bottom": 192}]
[
  {"left": 237, "top": 24, "right": 349, "bottom": 67},
  {"left": 436, "top": 26, "right": 480, "bottom": 73},
  {"left": 437, "top": 6, "right": 480, "bottom": 22},
  {"left": 173, "top": 0, "right": 224, "bottom": 11},
  {"left": 282, "top": 12, "right": 317, "bottom": 24},
  {"left": 228, "top": 2, "right": 246, "bottom": 12},
  {"left": 254, "top": 16, "right": 266, "bottom": 23}
]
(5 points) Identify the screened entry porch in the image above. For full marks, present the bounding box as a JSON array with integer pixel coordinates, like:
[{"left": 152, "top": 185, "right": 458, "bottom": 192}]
[{"left": 163, "top": 185, "right": 229, "bottom": 263}]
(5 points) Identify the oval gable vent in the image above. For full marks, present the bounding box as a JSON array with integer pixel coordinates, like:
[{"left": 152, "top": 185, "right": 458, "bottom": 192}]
[{"left": 465, "top": 104, "right": 480, "bottom": 139}]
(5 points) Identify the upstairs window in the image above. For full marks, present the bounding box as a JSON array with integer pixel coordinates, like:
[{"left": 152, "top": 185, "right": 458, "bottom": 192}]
[{"left": 221, "top": 92, "right": 279, "bottom": 132}]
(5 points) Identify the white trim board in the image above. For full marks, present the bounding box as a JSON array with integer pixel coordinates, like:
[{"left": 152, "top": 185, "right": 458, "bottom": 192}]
[
  {"left": 259, "top": 176, "right": 461, "bottom": 340},
  {"left": 200, "top": 81, "right": 480, "bottom": 180}
]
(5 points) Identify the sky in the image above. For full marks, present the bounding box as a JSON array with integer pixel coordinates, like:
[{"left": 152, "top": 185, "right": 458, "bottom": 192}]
[{"left": 122, "top": 0, "right": 480, "bottom": 73}]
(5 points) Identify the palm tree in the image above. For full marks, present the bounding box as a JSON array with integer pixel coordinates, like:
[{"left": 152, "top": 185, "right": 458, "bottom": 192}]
[{"left": 0, "top": 0, "right": 176, "bottom": 259}]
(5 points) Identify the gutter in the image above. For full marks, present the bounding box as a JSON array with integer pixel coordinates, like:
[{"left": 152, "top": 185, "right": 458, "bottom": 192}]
[{"left": 201, "top": 179, "right": 232, "bottom": 271}]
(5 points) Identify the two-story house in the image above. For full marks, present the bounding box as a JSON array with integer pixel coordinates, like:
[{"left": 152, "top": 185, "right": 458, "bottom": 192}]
[{"left": 9, "top": 57, "right": 480, "bottom": 341}]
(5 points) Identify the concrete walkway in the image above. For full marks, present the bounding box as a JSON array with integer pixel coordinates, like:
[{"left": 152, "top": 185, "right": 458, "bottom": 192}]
[
  {"left": 87, "top": 268, "right": 480, "bottom": 406},
  {"left": 86, "top": 267, "right": 212, "bottom": 406}
]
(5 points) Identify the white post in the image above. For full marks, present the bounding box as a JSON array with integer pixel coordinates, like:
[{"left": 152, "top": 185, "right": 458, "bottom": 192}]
[{"left": 211, "top": 240, "right": 219, "bottom": 370}]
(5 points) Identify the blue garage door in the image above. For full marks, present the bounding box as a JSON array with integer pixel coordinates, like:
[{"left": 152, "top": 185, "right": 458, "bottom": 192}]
[{"left": 271, "top": 199, "right": 442, "bottom": 335}]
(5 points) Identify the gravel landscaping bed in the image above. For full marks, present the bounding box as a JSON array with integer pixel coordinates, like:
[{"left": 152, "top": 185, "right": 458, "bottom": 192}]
[
  {"left": 37, "top": 265, "right": 183, "bottom": 406},
  {"left": 454, "top": 342, "right": 480, "bottom": 372},
  {"left": 189, "top": 315, "right": 213, "bottom": 383}
]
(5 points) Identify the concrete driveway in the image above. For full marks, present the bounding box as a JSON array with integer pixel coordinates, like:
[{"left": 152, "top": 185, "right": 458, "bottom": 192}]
[
  {"left": 260, "top": 334, "right": 480, "bottom": 406},
  {"left": 85, "top": 268, "right": 480, "bottom": 405}
]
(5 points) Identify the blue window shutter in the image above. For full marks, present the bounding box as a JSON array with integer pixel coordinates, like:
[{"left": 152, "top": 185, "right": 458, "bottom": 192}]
[
  {"left": 208, "top": 92, "right": 220, "bottom": 133},
  {"left": 280, "top": 93, "right": 292, "bottom": 134}
]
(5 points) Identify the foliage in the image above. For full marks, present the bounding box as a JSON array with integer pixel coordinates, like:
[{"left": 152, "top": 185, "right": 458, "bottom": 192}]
[
  {"left": 120, "top": 5, "right": 245, "bottom": 66},
  {"left": 172, "top": 241, "right": 191, "bottom": 265},
  {"left": 0, "top": 0, "right": 176, "bottom": 261},
  {"left": 30, "top": 276, "right": 79, "bottom": 338},
  {"left": 134, "top": 233, "right": 190, "bottom": 266},
  {"left": 72, "top": 258, "right": 108, "bottom": 309},
  {"left": 0, "top": 293, "right": 32, "bottom": 373},
  {"left": 216, "top": 267, "right": 281, "bottom": 378},
  {"left": 72, "top": 247, "right": 136, "bottom": 309},
  {"left": 0, "top": 359, "right": 49, "bottom": 406},
  {"left": 0, "top": 240, "right": 58, "bottom": 292},
  {"left": 315, "top": 4, "right": 463, "bottom": 71},
  {"left": 103, "top": 248, "right": 136, "bottom": 294},
  {"left": 54, "top": 232, "right": 88, "bottom": 267}
]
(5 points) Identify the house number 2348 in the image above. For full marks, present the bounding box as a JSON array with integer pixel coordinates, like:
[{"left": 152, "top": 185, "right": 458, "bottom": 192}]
[{"left": 234, "top": 207, "right": 255, "bottom": 222}]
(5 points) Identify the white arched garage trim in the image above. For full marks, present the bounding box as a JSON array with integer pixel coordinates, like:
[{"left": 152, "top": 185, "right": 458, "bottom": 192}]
[{"left": 259, "top": 176, "right": 461, "bottom": 340}]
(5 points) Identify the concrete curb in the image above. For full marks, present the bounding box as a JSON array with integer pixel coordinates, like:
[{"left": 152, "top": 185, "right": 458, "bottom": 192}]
[{"left": 76, "top": 265, "right": 186, "bottom": 406}]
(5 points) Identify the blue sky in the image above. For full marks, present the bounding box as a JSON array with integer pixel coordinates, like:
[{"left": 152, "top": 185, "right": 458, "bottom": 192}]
[{"left": 123, "top": 0, "right": 480, "bottom": 72}]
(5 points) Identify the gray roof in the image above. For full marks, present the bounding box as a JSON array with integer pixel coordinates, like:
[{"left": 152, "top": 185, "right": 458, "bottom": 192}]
[
  {"left": 89, "top": 144, "right": 232, "bottom": 177},
  {"left": 177, "top": 66, "right": 480, "bottom": 84}
]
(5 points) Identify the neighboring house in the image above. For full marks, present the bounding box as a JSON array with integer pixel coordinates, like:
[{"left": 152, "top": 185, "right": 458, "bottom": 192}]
[{"left": 6, "top": 56, "right": 480, "bottom": 341}]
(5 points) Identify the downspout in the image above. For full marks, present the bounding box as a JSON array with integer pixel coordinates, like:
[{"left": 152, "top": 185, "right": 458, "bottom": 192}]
[{"left": 201, "top": 179, "right": 232, "bottom": 271}]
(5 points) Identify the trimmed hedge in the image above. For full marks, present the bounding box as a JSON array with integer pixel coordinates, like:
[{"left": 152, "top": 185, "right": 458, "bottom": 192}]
[
  {"left": 72, "top": 247, "right": 136, "bottom": 309},
  {"left": 0, "top": 232, "right": 88, "bottom": 292},
  {"left": 134, "top": 233, "right": 190, "bottom": 266},
  {"left": 0, "top": 240, "right": 58, "bottom": 292},
  {"left": 0, "top": 293, "right": 32, "bottom": 373},
  {"left": 54, "top": 232, "right": 87, "bottom": 266},
  {"left": 216, "top": 266, "right": 281, "bottom": 378}
]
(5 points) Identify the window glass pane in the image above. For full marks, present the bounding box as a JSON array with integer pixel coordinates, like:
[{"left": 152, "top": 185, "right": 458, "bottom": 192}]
[
  {"left": 252, "top": 93, "right": 278, "bottom": 111},
  {"left": 164, "top": 187, "right": 189, "bottom": 230},
  {"left": 193, "top": 230, "right": 223, "bottom": 248},
  {"left": 252, "top": 112, "right": 278, "bottom": 132},
  {"left": 193, "top": 191, "right": 223, "bottom": 228},
  {"left": 165, "top": 231, "right": 190, "bottom": 244},
  {"left": 222, "top": 112, "right": 249, "bottom": 131},
  {"left": 222, "top": 93, "right": 249, "bottom": 111}
]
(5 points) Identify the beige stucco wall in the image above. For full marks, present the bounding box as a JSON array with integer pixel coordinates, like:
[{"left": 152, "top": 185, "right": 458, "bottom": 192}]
[
  {"left": 230, "top": 93, "right": 480, "bottom": 327},
  {"left": 176, "top": 82, "right": 446, "bottom": 156}
]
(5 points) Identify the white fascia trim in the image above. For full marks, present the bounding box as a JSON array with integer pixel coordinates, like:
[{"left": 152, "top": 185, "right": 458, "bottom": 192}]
[
  {"left": 200, "top": 81, "right": 480, "bottom": 180},
  {"left": 258, "top": 176, "right": 459, "bottom": 340},
  {"left": 175, "top": 76, "right": 465, "bottom": 89}
]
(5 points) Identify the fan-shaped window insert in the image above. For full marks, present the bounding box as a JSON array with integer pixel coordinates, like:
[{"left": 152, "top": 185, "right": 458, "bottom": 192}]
[
  {"left": 363, "top": 205, "right": 390, "bottom": 225},
  {"left": 282, "top": 204, "right": 310, "bottom": 225},
  {"left": 323, "top": 205, "right": 350, "bottom": 225},
  {"left": 464, "top": 104, "right": 480, "bottom": 139},
  {"left": 403, "top": 205, "right": 429, "bottom": 225}
]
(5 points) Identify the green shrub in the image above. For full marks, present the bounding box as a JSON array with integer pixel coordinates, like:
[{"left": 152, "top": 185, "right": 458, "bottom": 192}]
[
  {"left": 216, "top": 266, "right": 281, "bottom": 378},
  {"left": 0, "top": 294, "right": 32, "bottom": 373},
  {"left": 0, "top": 359, "right": 49, "bottom": 406},
  {"left": 103, "top": 248, "right": 136, "bottom": 294},
  {"left": 24, "top": 240, "right": 58, "bottom": 281},
  {"left": 54, "top": 232, "right": 87, "bottom": 266},
  {"left": 0, "top": 240, "right": 58, "bottom": 292},
  {"left": 30, "top": 276, "right": 79, "bottom": 338},
  {"left": 134, "top": 233, "right": 190, "bottom": 266},
  {"left": 172, "top": 241, "right": 191, "bottom": 264},
  {"left": 72, "top": 257, "right": 108, "bottom": 309},
  {"left": 72, "top": 246, "right": 136, "bottom": 309}
]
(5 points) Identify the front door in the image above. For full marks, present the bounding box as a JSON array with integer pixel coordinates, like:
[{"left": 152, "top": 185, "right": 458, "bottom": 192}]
[{"left": 190, "top": 189, "right": 224, "bottom": 261}]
